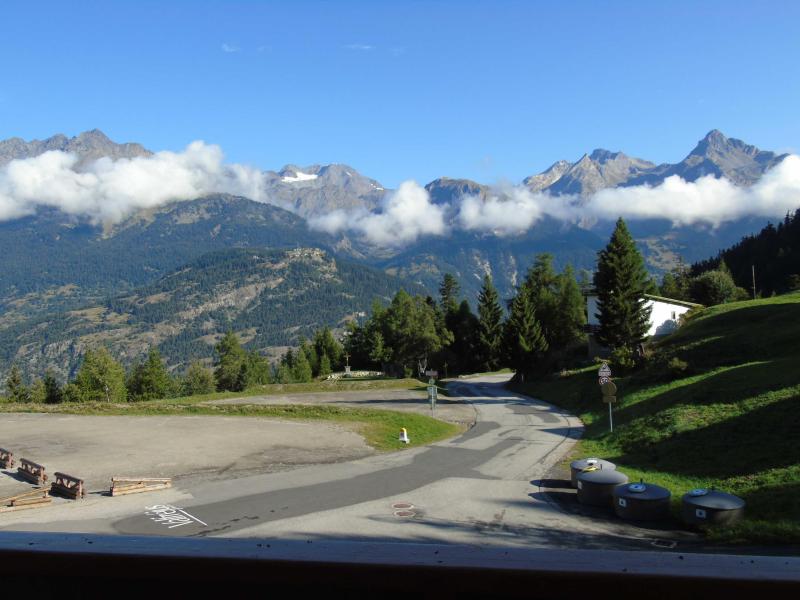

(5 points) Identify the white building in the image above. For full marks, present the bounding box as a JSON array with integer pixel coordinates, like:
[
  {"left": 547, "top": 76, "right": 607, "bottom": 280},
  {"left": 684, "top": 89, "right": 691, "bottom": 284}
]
[{"left": 585, "top": 292, "right": 701, "bottom": 354}]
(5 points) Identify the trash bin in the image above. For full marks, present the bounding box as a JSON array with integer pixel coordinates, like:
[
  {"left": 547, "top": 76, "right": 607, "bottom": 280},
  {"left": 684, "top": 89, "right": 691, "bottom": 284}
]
[
  {"left": 570, "top": 458, "right": 616, "bottom": 488},
  {"left": 612, "top": 481, "right": 672, "bottom": 521},
  {"left": 681, "top": 488, "right": 745, "bottom": 527},
  {"left": 576, "top": 469, "right": 629, "bottom": 507}
]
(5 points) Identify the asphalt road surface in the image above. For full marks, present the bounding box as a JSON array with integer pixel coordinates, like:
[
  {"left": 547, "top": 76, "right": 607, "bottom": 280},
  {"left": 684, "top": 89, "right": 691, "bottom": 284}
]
[{"left": 0, "top": 375, "right": 699, "bottom": 550}]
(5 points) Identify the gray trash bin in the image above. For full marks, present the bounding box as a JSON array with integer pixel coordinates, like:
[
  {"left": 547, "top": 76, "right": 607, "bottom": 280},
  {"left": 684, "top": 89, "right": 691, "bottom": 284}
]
[
  {"left": 612, "top": 481, "right": 672, "bottom": 521},
  {"left": 681, "top": 488, "right": 745, "bottom": 527},
  {"left": 569, "top": 458, "right": 616, "bottom": 488},
  {"left": 576, "top": 469, "right": 629, "bottom": 507}
]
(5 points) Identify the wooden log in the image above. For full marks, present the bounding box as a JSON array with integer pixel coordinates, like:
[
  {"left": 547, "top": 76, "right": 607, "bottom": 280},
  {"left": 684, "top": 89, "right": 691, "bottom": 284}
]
[
  {"left": 0, "top": 498, "right": 52, "bottom": 513},
  {"left": 12, "top": 497, "right": 52, "bottom": 506},
  {"left": 111, "top": 477, "right": 172, "bottom": 483},
  {"left": 0, "top": 488, "right": 49, "bottom": 505},
  {"left": 110, "top": 481, "right": 171, "bottom": 497}
]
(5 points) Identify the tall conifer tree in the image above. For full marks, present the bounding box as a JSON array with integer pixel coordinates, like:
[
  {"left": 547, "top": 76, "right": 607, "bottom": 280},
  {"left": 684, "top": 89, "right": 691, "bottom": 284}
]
[
  {"left": 505, "top": 290, "right": 548, "bottom": 380},
  {"left": 593, "top": 218, "right": 652, "bottom": 350},
  {"left": 439, "top": 273, "right": 460, "bottom": 316},
  {"left": 477, "top": 275, "right": 503, "bottom": 371}
]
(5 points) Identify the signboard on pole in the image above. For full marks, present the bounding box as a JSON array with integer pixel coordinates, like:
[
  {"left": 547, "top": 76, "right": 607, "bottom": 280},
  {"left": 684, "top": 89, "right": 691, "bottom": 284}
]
[{"left": 427, "top": 384, "right": 437, "bottom": 410}]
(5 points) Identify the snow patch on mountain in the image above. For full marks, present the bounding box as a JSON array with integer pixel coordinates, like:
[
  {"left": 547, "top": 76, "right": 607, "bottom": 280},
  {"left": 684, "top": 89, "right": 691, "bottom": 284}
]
[{"left": 281, "top": 171, "right": 318, "bottom": 183}]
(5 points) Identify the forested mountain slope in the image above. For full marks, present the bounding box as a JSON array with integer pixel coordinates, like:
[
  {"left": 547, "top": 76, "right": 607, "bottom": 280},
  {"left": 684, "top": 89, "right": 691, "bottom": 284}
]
[{"left": 0, "top": 247, "right": 422, "bottom": 381}]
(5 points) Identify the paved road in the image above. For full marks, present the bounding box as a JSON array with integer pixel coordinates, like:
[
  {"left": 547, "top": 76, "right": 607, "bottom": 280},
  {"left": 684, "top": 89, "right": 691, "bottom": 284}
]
[{"left": 2, "top": 375, "right": 697, "bottom": 550}]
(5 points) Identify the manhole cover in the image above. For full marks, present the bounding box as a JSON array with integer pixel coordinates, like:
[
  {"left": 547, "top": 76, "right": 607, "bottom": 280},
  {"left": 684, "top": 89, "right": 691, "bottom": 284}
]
[
  {"left": 392, "top": 502, "right": 414, "bottom": 510},
  {"left": 394, "top": 510, "right": 416, "bottom": 518}
]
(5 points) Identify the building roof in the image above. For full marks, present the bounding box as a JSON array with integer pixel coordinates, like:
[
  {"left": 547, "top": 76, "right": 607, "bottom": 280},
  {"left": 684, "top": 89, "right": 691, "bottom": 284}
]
[
  {"left": 583, "top": 289, "right": 702, "bottom": 309},
  {"left": 643, "top": 294, "right": 703, "bottom": 309}
]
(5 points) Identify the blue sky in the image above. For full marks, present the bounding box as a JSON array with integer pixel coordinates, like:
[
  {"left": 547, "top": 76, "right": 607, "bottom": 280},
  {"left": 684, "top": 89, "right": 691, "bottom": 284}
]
[{"left": 1, "top": 0, "right": 798, "bottom": 187}]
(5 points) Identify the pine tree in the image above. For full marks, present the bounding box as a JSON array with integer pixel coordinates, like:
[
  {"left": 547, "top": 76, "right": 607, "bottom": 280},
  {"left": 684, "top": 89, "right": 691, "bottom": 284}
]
[
  {"left": 313, "top": 328, "right": 343, "bottom": 370},
  {"left": 214, "top": 331, "right": 246, "bottom": 391},
  {"left": 28, "top": 378, "right": 46, "bottom": 403},
  {"left": 593, "top": 218, "right": 653, "bottom": 350},
  {"left": 552, "top": 265, "right": 586, "bottom": 352},
  {"left": 5, "top": 364, "right": 29, "bottom": 402},
  {"left": 292, "top": 346, "right": 313, "bottom": 382},
  {"left": 43, "top": 370, "right": 63, "bottom": 404},
  {"left": 439, "top": 273, "right": 460, "bottom": 315},
  {"left": 319, "top": 353, "right": 332, "bottom": 377},
  {"left": 301, "top": 339, "right": 320, "bottom": 376},
  {"left": 74, "top": 347, "right": 127, "bottom": 402},
  {"left": 275, "top": 362, "right": 293, "bottom": 384},
  {"left": 127, "top": 348, "right": 172, "bottom": 401},
  {"left": 451, "top": 299, "right": 480, "bottom": 373},
  {"left": 386, "top": 289, "right": 446, "bottom": 373},
  {"left": 505, "top": 290, "right": 548, "bottom": 380},
  {"left": 477, "top": 275, "right": 504, "bottom": 371}
]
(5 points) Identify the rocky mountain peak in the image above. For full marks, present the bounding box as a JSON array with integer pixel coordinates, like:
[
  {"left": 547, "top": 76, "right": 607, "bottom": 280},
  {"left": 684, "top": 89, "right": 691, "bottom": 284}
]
[
  {"left": 589, "top": 149, "right": 623, "bottom": 163},
  {"left": 425, "top": 177, "right": 488, "bottom": 205},
  {"left": 0, "top": 129, "right": 151, "bottom": 167}
]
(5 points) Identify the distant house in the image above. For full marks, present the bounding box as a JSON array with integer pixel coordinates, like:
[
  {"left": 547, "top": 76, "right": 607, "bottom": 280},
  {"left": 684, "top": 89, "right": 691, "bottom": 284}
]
[{"left": 584, "top": 291, "right": 701, "bottom": 355}]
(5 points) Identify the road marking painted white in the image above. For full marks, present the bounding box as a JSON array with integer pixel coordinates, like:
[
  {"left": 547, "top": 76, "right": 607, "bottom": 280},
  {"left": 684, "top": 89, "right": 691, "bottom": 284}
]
[{"left": 145, "top": 504, "right": 208, "bottom": 529}]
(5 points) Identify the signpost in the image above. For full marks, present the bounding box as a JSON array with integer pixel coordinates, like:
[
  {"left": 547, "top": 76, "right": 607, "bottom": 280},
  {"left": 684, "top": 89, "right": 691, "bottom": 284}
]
[
  {"left": 427, "top": 377, "right": 437, "bottom": 411},
  {"left": 598, "top": 363, "right": 615, "bottom": 432}
]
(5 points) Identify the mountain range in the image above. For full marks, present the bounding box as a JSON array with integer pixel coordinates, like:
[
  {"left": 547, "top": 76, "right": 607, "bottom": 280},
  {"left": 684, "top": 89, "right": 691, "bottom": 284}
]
[{"left": 0, "top": 128, "right": 791, "bottom": 378}]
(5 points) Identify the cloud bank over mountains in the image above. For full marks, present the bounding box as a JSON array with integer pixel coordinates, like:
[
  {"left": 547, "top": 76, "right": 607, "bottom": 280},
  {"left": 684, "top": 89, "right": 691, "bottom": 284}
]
[
  {"left": 309, "top": 181, "right": 447, "bottom": 247},
  {"left": 1, "top": 138, "right": 799, "bottom": 246},
  {"left": 0, "top": 142, "right": 270, "bottom": 222},
  {"left": 453, "top": 154, "right": 800, "bottom": 234},
  {"left": 314, "top": 155, "right": 800, "bottom": 244}
]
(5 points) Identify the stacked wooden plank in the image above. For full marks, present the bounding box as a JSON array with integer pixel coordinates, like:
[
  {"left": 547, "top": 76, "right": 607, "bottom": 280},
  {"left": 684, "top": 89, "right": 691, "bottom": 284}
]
[
  {"left": 110, "top": 477, "right": 172, "bottom": 496},
  {"left": 50, "top": 472, "right": 85, "bottom": 500},
  {"left": 0, "top": 488, "right": 52, "bottom": 513},
  {"left": 0, "top": 448, "right": 14, "bottom": 469},
  {"left": 17, "top": 458, "right": 47, "bottom": 485}
]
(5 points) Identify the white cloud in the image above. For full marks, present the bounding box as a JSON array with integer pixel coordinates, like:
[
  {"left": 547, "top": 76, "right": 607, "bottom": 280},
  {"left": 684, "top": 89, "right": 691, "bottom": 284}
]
[
  {"left": 0, "top": 142, "right": 273, "bottom": 223},
  {"left": 586, "top": 155, "right": 800, "bottom": 226},
  {"left": 221, "top": 43, "right": 241, "bottom": 53},
  {"left": 344, "top": 44, "right": 373, "bottom": 51},
  {"left": 454, "top": 155, "right": 800, "bottom": 233},
  {"left": 458, "top": 187, "right": 546, "bottom": 235},
  {"left": 309, "top": 181, "right": 447, "bottom": 247}
]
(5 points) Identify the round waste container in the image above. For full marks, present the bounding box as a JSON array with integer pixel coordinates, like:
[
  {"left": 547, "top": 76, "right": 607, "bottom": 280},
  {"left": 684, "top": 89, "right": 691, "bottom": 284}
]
[
  {"left": 612, "top": 481, "right": 671, "bottom": 521},
  {"left": 576, "top": 469, "right": 628, "bottom": 507},
  {"left": 569, "top": 458, "right": 616, "bottom": 488},
  {"left": 681, "top": 488, "right": 745, "bottom": 527}
]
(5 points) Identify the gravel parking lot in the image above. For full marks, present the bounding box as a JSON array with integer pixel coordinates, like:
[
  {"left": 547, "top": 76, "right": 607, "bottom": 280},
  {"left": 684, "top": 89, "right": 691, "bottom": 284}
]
[{"left": 0, "top": 413, "right": 372, "bottom": 498}]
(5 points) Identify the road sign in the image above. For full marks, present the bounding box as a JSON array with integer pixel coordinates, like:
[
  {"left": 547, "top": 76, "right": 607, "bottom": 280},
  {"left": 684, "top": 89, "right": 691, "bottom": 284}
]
[
  {"left": 598, "top": 376, "right": 610, "bottom": 386},
  {"left": 603, "top": 396, "right": 617, "bottom": 403},
  {"left": 600, "top": 381, "right": 617, "bottom": 397},
  {"left": 427, "top": 384, "right": 437, "bottom": 410},
  {"left": 598, "top": 363, "right": 612, "bottom": 378}
]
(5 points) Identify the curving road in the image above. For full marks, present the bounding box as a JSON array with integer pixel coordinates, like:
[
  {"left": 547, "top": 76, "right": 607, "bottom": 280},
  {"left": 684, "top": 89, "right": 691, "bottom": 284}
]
[{"left": 3, "top": 375, "right": 690, "bottom": 550}]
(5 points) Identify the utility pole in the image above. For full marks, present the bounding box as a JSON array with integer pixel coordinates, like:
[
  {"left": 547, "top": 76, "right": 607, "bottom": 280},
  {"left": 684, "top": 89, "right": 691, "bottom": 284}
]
[{"left": 752, "top": 264, "right": 757, "bottom": 300}]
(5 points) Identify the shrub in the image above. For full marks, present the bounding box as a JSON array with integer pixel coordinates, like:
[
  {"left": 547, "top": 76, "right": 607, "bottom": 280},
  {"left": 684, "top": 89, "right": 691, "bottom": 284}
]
[
  {"left": 667, "top": 357, "right": 689, "bottom": 376},
  {"left": 610, "top": 346, "right": 636, "bottom": 373}
]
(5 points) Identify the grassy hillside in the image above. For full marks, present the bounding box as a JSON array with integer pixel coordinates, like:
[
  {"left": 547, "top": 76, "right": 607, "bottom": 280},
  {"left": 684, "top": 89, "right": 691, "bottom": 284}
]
[{"left": 512, "top": 291, "right": 800, "bottom": 545}]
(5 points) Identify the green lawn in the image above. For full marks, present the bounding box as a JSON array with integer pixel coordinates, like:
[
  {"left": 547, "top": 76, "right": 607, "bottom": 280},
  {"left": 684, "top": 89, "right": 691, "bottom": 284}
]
[
  {"left": 511, "top": 291, "right": 800, "bottom": 545},
  {"left": 161, "top": 377, "right": 427, "bottom": 405},
  {"left": 0, "top": 400, "right": 461, "bottom": 452}
]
